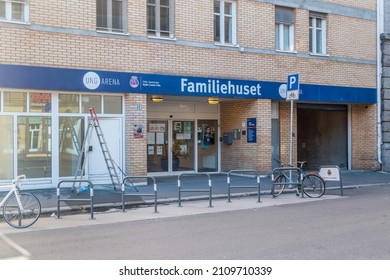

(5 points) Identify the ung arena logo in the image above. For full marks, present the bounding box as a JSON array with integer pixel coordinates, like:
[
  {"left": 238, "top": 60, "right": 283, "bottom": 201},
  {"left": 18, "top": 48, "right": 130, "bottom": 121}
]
[{"left": 83, "top": 71, "right": 100, "bottom": 90}]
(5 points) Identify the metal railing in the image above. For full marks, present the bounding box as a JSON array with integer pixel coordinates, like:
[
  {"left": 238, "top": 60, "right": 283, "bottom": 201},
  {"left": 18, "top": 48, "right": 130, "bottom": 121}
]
[
  {"left": 56, "top": 179, "right": 95, "bottom": 219},
  {"left": 122, "top": 176, "right": 158, "bottom": 213},
  {"left": 272, "top": 167, "right": 304, "bottom": 197},
  {"left": 227, "top": 170, "right": 261, "bottom": 202},
  {"left": 178, "top": 173, "right": 212, "bottom": 207}
]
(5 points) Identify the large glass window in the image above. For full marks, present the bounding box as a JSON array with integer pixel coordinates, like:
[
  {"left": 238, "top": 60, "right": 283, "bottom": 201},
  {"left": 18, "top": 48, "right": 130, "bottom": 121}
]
[
  {"left": 214, "top": 0, "right": 236, "bottom": 45},
  {"left": 96, "top": 0, "right": 126, "bottom": 33},
  {"left": 275, "top": 7, "right": 294, "bottom": 52},
  {"left": 17, "top": 116, "right": 52, "bottom": 178},
  {"left": 0, "top": 0, "right": 29, "bottom": 22},
  {"left": 309, "top": 14, "right": 327, "bottom": 55},
  {"left": 59, "top": 117, "right": 84, "bottom": 177},
  {"left": 147, "top": 0, "right": 173, "bottom": 38},
  {"left": 4, "top": 91, "right": 27, "bottom": 112},
  {"left": 0, "top": 91, "right": 123, "bottom": 180},
  {"left": 0, "top": 116, "right": 14, "bottom": 179}
]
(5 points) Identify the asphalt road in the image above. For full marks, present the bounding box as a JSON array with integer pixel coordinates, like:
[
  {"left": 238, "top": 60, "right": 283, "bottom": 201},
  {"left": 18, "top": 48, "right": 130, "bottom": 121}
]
[{"left": 0, "top": 185, "right": 389, "bottom": 260}]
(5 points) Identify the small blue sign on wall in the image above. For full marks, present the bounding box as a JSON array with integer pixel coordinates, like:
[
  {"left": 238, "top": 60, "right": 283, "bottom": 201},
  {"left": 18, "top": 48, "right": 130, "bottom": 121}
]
[{"left": 247, "top": 118, "right": 257, "bottom": 143}]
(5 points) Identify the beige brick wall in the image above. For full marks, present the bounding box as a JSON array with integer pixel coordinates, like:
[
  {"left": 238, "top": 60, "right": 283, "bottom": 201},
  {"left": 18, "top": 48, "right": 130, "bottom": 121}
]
[
  {"left": 0, "top": 27, "right": 375, "bottom": 88},
  {"left": 176, "top": 0, "right": 213, "bottom": 43},
  {"left": 278, "top": 102, "right": 297, "bottom": 167},
  {"left": 237, "top": 1, "right": 274, "bottom": 50},
  {"left": 128, "top": 0, "right": 147, "bottom": 36},
  {"left": 0, "top": 0, "right": 378, "bottom": 173},
  {"left": 327, "top": 15, "right": 376, "bottom": 60},
  {"left": 220, "top": 99, "right": 272, "bottom": 173},
  {"left": 30, "top": 0, "right": 95, "bottom": 29},
  {"left": 125, "top": 94, "right": 147, "bottom": 176},
  {"left": 351, "top": 104, "right": 379, "bottom": 170}
]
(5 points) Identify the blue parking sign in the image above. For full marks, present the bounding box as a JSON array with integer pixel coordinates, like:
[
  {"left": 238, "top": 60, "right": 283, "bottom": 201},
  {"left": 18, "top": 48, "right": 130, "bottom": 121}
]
[{"left": 287, "top": 74, "right": 299, "bottom": 100}]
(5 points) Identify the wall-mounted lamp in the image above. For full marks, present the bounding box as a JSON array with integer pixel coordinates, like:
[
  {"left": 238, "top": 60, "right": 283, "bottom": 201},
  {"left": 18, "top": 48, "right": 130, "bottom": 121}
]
[
  {"left": 208, "top": 97, "right": 219, "bottom": 105},
  {"left": 151, "top": 96, "right": 164, "bottom": 102}
]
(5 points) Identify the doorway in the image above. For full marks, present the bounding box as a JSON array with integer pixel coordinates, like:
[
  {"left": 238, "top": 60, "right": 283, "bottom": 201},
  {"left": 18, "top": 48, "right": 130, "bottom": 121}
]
[
  {"left": 297, "top": 104, "right": 348, "bottom": 170},
  {"left": 197, "top": 120, "right": 218, "bottom": 172},
  {"left": 147, "top": 118, "right": 219, "bottom": 174},
  {"left": 147, "top": 120, "right": 195, "bottom": 173},
  {"left": 88, "top": 118, "right": 122, "bottom": 183}
]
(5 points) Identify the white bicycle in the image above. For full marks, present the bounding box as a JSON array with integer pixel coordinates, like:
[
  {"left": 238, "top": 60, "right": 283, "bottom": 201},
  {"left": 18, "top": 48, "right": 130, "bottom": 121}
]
[{"left": 0, "top": 175, "right": 41, "bottom": 228}]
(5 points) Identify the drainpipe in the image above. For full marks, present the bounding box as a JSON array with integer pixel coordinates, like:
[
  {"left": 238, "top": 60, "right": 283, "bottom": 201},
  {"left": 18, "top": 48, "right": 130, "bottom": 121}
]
[{"left": 377, "top": 0, "right": 384, "bottom": 168}]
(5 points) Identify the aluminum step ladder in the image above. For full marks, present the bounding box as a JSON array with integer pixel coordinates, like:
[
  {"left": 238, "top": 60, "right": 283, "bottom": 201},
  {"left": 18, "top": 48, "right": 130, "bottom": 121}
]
[{"left": 72, "top": 107, "right": 121, "bottom": 191}]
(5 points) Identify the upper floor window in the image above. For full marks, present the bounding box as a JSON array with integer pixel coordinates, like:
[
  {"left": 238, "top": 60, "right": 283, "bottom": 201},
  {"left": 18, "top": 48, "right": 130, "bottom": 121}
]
[
  {"left": 96, "top": 0, "right": 126, "bottom": 33},
  {"left": 275, "top": 7, "right": 294, "bottom": 52},
  {"left": 147, "top": 0, "right": 174, "bottom": 38},
  {"left": 0, "top": 0, "right": 29, "bottom": 23},
  {"left": 309, "top": 14, "right": 327, "bottom": 55},
  {"left": 214, "top": 0, "right": 237, "bottom": 45}
]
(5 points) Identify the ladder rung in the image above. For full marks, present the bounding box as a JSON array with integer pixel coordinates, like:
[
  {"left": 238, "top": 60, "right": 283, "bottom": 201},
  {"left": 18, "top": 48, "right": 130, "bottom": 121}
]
[{"left": 73, "top": 108, "right": 121, "bottom": 190}]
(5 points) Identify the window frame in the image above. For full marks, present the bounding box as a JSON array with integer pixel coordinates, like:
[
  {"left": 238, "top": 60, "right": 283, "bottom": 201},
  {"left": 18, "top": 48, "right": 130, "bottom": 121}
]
[
  {"left": 147, "top": 0, "right": 174, "bottom": 39},
  {"left": 96, "top": 0, "right": 127, "bottom": 34},
  {"left": 214, "top": 0, "right": 237, "bottom": 46},
  {"left": 0, "top": 0, "right": 29, "bottom": 23},
  {"left": 309, "top": 14, "right": 327, "bottom": 55},
  {"left": 275, "top": 7, "right": 295, "bottom": 52}
]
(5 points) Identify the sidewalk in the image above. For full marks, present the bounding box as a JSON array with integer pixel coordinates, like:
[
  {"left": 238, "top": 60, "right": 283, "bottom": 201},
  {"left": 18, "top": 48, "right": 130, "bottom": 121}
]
[{"left": 16, "top": 170, "right": 390, "bottom": 216}]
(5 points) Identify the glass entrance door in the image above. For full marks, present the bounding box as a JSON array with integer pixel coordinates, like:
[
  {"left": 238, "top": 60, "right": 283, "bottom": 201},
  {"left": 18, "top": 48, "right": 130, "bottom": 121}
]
[
  {"left": 197, "top": 120, "right": 218, "bottom": 172},
  {"left": 147, "top": 120, "right": 195, "bottom": 173},
  {"left": 147, "top": 120, "right": 169, "bottom": 173},
  {"left": 172, "top": 120, "right": 194, "bottom": 172}
]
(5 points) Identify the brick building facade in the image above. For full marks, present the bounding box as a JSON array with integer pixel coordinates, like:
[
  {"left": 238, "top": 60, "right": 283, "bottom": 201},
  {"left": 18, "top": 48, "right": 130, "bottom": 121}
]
[
  {"left": 381, "top": 0, "right": 390, "bottom": 171},
  {"left": 0, "top": 0, "right": 378, "bottom": 187}
]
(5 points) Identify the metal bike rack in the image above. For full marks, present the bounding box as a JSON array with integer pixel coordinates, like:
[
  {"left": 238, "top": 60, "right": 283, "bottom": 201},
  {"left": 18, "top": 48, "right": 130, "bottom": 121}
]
[
  {"left": 227, "top": 169, "right": 261, "bottom": 203},
  {"left": 272, "top": 167, "right": 304, "bottom": 197},
  {"left": 178, "top": 173, "right": 213, "bottom": 207},
  {"left": 56, "top": 179, "right": 95, "bottom": 220},
  {"left": 122, "top": 176, "right": 158, "bottom": 213}
]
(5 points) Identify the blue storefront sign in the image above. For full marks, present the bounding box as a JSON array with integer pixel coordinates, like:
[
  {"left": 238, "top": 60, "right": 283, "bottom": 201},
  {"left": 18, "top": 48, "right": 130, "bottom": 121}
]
[{"left": 0, "top": 64, "right": 376, "bottom": 104}]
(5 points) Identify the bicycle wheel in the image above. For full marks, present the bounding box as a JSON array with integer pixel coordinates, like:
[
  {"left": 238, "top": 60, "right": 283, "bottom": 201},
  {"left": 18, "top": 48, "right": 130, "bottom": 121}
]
[
  {"left": 302, "top": 174, "right": 326, "bottom": 198},
  {"left": 272, "top": 175, "right": 287, "bottom": 197},
  {"left": 3, "top": 192, "right": 41, "bottom": 229}
]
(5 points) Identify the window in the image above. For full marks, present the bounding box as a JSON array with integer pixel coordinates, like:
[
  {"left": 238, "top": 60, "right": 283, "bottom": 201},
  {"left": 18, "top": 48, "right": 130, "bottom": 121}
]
[
  {"left": 30, "top": 93, "right": 52, "bottom": 113},
  {"left": 17, "top": 116, "right": 52, "bottom": 178},
  {"left": 275, "top": 7, "right": 294, "bottom": 52},
  {"left": 214, "top": 0, "right": 236, "bottom": 45},
  {"left": 59, "top": 117, "right": 84, "bottom": 177},
  {"left": 4, "top": 91, "right": 27, "bottom": 112},
  {"left": 59, "top": 94, "right": 79, "bottom": 113},
  {"left": 0, "top": 116, "right": 14, "bottom": 179},
  {"left": 147, "top": 0, "right": 173, "bottom": 38},
  {"left": 0, "top": 0, "right": 29, "bottom": 22},
  {"left": 104, "top": 96, "right": 122, "bottom": 114},
  {"left": 82, "top": 95, "right": 101, "bottom": 113},
  {"left": 309, "top": 14, "right": 326, "bottom": 55},
  {"left": 96, "top": 0, "right": 126, "bottom": 33},
  {"left": 29, "top": 124, "right": 40, "bottom": 151}
]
